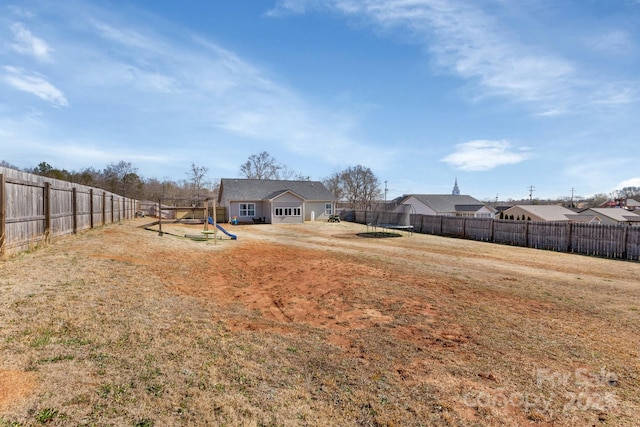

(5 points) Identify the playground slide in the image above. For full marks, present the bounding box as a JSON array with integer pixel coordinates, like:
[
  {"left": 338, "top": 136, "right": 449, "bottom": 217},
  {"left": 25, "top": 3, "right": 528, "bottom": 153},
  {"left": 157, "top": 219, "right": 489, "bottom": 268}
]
[{"left": 208, "top": 217, "right": 237, "bottom": 240}]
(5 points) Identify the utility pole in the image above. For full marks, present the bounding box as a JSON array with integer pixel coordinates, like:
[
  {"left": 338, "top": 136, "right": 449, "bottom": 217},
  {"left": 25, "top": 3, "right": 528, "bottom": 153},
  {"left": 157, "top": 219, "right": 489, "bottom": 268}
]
[
  {"left": 384, "top": 180, "right": 388, "bottom": 205},
  {"left": 570, "top": 187, "right": 575, "bottom": 208},
  {"left": 528, "top": 185, "right": 535, "bottom": 204}
]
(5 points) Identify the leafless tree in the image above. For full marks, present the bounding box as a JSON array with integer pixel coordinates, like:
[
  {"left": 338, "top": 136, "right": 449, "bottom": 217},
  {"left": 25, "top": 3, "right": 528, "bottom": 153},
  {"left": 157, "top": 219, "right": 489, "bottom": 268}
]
[
  {"left": 0, "top": 160, "right": 21, "bottom": 170},
  {"left": 616, "top": 187, "right": 640, "bottom": 199},
  {"left": 322, "top": 169, "right": 343, "bottom": 201},
  {"left": 324, "top": 165, "right": 381, "bottom": 210},
  {"left": 187, "top": 163, "right": 209, "bottom": 198},
  {"left": 240, "top": 151, "right": 281, "bottom": 180}
]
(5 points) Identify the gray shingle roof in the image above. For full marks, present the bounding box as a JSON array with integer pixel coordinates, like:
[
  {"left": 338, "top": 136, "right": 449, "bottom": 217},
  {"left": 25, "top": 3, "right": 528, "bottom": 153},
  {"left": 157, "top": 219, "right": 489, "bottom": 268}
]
[
  {"left": 403, "top": 194, "right": 488, "bottom": 214},
  {"left": 504, "top": 205, "right": 576, "bottom": 221},
  {"left": 219, "top": 178, "right": 336, "bottom": 202},
  {"left": 586, "top": 208, "right": 640, "bottom": 223}
]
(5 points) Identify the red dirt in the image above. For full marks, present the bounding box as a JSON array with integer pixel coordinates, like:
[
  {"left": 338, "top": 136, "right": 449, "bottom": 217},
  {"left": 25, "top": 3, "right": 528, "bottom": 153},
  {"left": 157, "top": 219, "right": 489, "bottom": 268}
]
[{"left": 0, "top": 371, "right": 37, "bottom": 412}]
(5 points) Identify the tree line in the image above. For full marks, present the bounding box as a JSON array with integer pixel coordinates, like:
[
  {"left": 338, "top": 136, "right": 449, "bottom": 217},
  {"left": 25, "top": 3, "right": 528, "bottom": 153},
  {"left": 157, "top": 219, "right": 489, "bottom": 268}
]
[
  {"left": 6, "top": 154, "right": 634, "bottom": 210},
  {"left": 1, "top": 152, "right": 382, "bottom": 210}
]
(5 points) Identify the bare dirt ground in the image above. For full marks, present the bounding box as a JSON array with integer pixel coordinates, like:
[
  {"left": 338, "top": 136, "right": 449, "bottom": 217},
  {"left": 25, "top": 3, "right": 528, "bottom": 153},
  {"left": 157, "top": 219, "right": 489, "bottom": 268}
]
[{"left": 1, "top": 219, "right": 639, "bottom": 426}]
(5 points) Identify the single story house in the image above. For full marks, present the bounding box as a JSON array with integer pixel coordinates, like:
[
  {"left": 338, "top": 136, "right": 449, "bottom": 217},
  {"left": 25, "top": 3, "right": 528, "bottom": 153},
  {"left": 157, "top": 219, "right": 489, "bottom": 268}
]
[
  {"left": 501, "top": 205, "right": 595, "bottom": 222},
  {"left": 394, "top": 194, "right": 496, "bottom": 218},
  {"left": 218, "top": 178, "right": 337, "bottom": 224},
  {"left": 580, "top": 208, "right": 640, "bottom": 226}
]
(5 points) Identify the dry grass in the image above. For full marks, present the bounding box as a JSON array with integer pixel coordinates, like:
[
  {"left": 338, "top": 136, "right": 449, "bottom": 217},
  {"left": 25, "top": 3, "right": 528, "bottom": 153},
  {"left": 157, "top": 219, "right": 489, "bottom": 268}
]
[{"left": 1, "top": 219, "right": 639, "bottom": 426}]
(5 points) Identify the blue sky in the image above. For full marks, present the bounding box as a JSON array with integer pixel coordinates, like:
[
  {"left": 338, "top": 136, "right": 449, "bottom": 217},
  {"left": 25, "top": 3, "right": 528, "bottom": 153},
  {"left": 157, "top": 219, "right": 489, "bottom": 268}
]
[{"left": 1, "top": 0, "right": 639, "bottom": 201}]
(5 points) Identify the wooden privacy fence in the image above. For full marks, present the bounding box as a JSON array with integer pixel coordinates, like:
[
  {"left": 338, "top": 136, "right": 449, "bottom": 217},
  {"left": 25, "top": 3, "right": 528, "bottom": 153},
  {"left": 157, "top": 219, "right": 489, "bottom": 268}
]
[
  {"left": 0, "top": 167, "right": 137, "bottom": 257},
  {"left": 350, "top": 210, "right": 640, "bottom": 261}
]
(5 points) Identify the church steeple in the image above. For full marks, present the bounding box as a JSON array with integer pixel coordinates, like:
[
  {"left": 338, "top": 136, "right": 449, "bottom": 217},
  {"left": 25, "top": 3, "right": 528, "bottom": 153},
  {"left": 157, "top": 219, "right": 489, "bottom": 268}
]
[{"left": 452, "top": 178, "right": 460, "bottom": 195}]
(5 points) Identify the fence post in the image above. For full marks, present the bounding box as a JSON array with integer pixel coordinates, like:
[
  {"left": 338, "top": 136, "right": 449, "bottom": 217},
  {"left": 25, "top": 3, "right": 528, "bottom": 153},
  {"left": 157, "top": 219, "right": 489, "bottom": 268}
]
[
  {"left": 566, "top": 222, "right": 572, "bottom": 253},
  {"left": 72, "top": 187, "right": 78, "bottom": 234},
  {"left": 111, "top": 195, "right": 114, "bottom": 223},
  {"left": 44, "top": 182, "right": 51, "bottom": 242},
  {"left": 622, "top": 226, "right": 629, "bottom": 260},
  {"left": 490, "top": 218, "right": 495, "bottom": 242},
  {"left": 102, "top": 192, "right": 106, "bottom": 226},
  {"left": 90, "top": 189, "right": 94, "bottom": 229},
  {"left": 524, "top": 220, "right": 529, "bottom": 248},
  {"left": 158, "top": 198, "right": 163, "bottom": 236},
  {"left": 0, "top": 174, "right": 5, "bottom": 256}
]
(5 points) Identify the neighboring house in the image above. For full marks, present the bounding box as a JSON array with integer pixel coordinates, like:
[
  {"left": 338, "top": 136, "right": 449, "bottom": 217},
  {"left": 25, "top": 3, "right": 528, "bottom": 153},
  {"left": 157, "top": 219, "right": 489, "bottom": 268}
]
[
  {"left": 395, "top": 194, "right": 496, "bottom": 218},
  {"left": 218, "top": 178, "right": 337, "bottom": 224},
  {"left": 580, "top": 208, "right": 640, "bottom": 226},
  {"left": 501, "top": 205, "right": 594, "bottom": 222},
  {"left": 626, "top": 199, "right": 640, "bottom": 211},
  {"left": 599, "top": 198, "right": 640, "bottom": 211}
]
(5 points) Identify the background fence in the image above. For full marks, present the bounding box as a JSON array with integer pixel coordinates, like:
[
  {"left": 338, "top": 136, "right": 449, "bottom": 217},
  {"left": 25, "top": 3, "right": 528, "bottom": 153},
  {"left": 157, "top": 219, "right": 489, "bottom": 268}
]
[
  {"left": 1, "top": 167, "right": 137, "bottom": 257},
  {"left": 349, "top": 210, "right": 640, "bottom": 261}
]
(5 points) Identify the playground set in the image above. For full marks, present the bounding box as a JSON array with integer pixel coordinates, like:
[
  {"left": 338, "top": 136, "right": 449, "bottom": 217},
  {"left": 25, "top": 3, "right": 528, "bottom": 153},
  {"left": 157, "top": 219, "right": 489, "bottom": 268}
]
[{"left": 141, "top": 197, "right": 237, "bottom": 242}]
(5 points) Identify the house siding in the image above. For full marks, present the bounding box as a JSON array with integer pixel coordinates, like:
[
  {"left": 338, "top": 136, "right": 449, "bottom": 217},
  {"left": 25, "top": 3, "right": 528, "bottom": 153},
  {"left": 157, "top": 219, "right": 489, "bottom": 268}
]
[
  {"left": 475, "top": 206, "right": 495, "bottom": 218},
  {"left": 502, "top": 206, "right": 541, "bottom": 221},
  {"left": 305, "top": 201, "right": 332, "bottom": 221},
  {"left": 271, "top": 193, "right": 304, "bottom": 224},
  {"left": 404, "top": 196, "right": 438, "bottom": 216},
  {"left": 229, "top": 201, "right": 266, "bottom": 223}
]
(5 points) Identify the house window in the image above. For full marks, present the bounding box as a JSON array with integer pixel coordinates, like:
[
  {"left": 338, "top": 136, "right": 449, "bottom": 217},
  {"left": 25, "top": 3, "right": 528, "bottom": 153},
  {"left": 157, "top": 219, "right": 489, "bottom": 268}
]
[
  {"left": 275, "top": 207, "right": 301, "bottom": 216},
  {"left": 239, "top": 203, "right": 255, "bottom": 217},
  {"left": 325, "top": 203, "right": 333, "bottom": 215}
]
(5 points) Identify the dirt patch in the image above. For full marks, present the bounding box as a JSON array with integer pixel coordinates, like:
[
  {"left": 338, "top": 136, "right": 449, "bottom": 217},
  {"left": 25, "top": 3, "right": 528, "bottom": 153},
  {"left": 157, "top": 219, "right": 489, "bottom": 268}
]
[
  {"left": 0, "top": 371, "right": 37, "bottom": 412},
  {"left": 169, "top": 242, "right": 399, "bottom": 334}
]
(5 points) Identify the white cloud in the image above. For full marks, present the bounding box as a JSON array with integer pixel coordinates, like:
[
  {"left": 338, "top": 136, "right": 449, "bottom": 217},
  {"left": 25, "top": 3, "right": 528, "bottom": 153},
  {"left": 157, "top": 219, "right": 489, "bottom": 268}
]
[
  {"left": 269, "top": 0, "right": 639, "bottom": 113},
  {"left": 10, "top": 22, "right": 52, "bottom": 61},
  {"left": 441, "top": 140, "right": 531, "bottom": 171},
  {"left": 616, "top": 178, "right": 640, "bottom": 189},
  {"left": 2, "top": 66, "right": 68, "bottom": 107},
  {"left": 92, "top": 20, "right": 164, "bottom": 53}
]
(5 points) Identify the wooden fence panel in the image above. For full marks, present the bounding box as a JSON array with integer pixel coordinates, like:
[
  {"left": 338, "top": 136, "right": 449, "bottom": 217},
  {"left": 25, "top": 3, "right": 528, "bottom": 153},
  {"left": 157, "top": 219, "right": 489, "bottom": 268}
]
[
  {"left": 487, "top": 220, "right": 529, "bottom": 246},
  {"left": 0, "top": 167, "right": 138, "bottom": 257},
  {"left": 528, "top": 222, "right": 569, "bottom": 251},
  {"left": 627, "top": 228, "right": 640, "bottom": 261},
  {"left": 441, "top": 217, "right": 465, "bottom": 237},
  {"left": 75, "top": 189, "right": 92, "bottom": 231},
  {"left": 416, "top": 215, "right": 442, "bottom": 235},
  {"left": 50, "top": 186, "right": 74, "bottom": 238},
  {"left": 464, "top": 217, "right": 493, "bottom": 241},
  {"left": 4, "top": 178, "right": 46, "bottom": 251}
]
